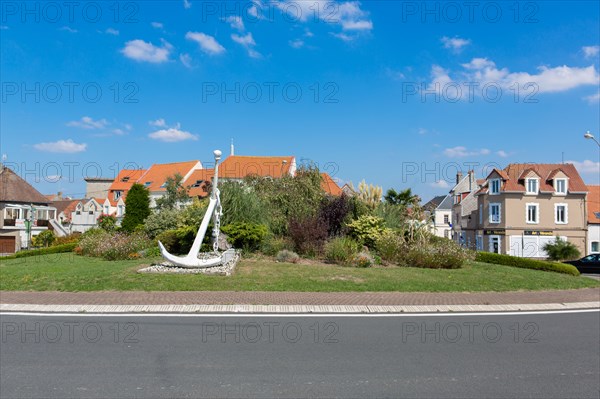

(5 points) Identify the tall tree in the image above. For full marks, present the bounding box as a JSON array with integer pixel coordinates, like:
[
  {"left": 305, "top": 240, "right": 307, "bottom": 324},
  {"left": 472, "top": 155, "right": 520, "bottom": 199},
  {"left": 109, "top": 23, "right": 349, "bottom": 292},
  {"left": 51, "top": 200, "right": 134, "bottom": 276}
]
[
  {"left": 156, "top": 173, "right": 190, "bottom": 210},
  {"left": 121, "top": 183, "right": 151, "bottom": 232},
  {"left": 384, "top": 188, "right": 420, "bottom": 206}
]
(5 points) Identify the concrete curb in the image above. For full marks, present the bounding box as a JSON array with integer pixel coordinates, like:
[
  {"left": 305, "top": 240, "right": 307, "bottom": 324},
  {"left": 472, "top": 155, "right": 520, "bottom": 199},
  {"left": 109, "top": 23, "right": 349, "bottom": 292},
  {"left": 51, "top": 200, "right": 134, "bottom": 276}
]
[{"left": 1, "top": 302, "right": 598, "bottom": 314}]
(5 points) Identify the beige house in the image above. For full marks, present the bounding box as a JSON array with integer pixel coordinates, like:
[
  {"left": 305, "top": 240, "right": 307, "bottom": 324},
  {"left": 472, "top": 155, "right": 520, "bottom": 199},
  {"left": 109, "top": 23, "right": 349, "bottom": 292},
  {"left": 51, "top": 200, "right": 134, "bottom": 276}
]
[{"left": 474, "top": 163, "right": 588, "bottom": 258}]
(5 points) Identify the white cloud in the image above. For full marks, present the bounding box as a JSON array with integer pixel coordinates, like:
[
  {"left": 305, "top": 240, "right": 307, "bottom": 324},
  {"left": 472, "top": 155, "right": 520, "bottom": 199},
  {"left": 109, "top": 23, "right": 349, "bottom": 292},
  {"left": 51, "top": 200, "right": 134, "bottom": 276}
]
[
  {"left": 231, "top": 32, "right": 261, "bottom": 58},
  {"left": 330, "top": 32, "right": 355, "bottom": 42},
  {"left": 59, "top": 26, "right": 77, "bottom": 33},
  {"left": 441, "top": 36, "right": 471, "bottom": 52},
  {"left": 34, "top": 139, "right": 87, "bottom": 153},
  {"left": 430, "top": 180, "right": 450, "bottom": 189},
  {"left": 584, "top": 92, "right": 600, "bottom": 103},
  {"left": 149, "top": 118, "right": 167, "bottom": 128},
  {"left": 67, "top": 116, "right": 109, "bottom": 129},
  {"left": 443, "top": 146, "right": 490, "bottom": 158},
  {"left": 385, "top": 67, "right": 405, "bottom": 81},
  {"left": 428, "top": 58, "right": 599, "bottom": 97},
  {"left": 149, "top": 128, "right": 198, "bottom": 143},
  {"left": 151, "top": 22, "right": 164, "bottom": 29},
  {"left": 567, "top": 160, "right": 600, "bottom": 175},
  {"left": 186, "top": 32, "right": 226, "bottom": 55},
  {"left": 180, "top": 53, "right": 193, "bottom": 68},
  {"left": 105, "top": 28, "right": 119, "bottom": 35},
  {"left": 224, "top": 16, "right": 245, "bottom": 31},
  {"left": 418, "top": 128, "right": 428, "bottom": 135},
  {"left": 112, "top": 128, "right": 127, "bottom": 135},
  {"left": 582, "top": 45, "right": 599, "bottom": 59},
  {"left": 183, "top": 0, "right": 191, "bottom": 9},
  {"left": 497, "top": 150, "right": 510, "bottom": 158},
  {"left": 121, "top": 39, "right": 172, "bottom": 63},
  {"left": 276, "top": 0, "right": 373, "bottom": 33},
  {"left": 289, "top": 39, "right": 304, "bottom": 49},
  {"left": 341, "top": 20, "right": 373, "bottom": 31}
]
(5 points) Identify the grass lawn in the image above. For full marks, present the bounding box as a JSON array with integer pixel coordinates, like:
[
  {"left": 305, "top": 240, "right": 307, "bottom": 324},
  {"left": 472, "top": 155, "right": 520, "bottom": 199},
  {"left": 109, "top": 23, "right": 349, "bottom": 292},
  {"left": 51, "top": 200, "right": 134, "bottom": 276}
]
[{"left": 1, "top": 253, "right": 598, "bottom": 292}]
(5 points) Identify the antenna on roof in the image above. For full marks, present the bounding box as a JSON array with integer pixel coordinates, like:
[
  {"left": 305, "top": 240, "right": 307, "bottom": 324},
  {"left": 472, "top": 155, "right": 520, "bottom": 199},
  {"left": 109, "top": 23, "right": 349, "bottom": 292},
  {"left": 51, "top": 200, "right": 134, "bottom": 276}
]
[
  {"left": 230, "top": 138, "right": 235, "bottom": 156},
  {"left": 1, "top": 154, "right": 6, "bottom": 169}
]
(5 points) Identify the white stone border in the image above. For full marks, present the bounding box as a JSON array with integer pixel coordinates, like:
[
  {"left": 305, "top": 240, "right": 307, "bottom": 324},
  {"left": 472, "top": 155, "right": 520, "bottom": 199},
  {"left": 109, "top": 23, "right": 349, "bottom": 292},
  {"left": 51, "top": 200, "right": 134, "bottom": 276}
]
[{"left": 1, "top": 302, "right": 598, "bottom": 314}]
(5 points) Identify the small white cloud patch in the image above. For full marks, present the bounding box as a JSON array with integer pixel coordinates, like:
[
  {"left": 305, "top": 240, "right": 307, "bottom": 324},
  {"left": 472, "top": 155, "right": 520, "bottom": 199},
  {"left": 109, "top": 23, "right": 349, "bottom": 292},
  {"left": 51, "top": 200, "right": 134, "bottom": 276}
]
[
  {"left": 186, "top": 32, "right": 226, "bottom": 55},
  {"left": 34, "top": 139, "right": 87, "bottom": 153},
  {"left": 121, "top": 39, "right": 172, "bottom": 63}
]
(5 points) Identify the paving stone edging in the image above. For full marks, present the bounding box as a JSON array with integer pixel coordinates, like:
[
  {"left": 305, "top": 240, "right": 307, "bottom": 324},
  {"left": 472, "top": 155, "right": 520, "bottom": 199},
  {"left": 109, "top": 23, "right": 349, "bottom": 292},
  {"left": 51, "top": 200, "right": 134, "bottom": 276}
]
[{"left": 1, "top": 302, "right": 598, "bottom": 314}]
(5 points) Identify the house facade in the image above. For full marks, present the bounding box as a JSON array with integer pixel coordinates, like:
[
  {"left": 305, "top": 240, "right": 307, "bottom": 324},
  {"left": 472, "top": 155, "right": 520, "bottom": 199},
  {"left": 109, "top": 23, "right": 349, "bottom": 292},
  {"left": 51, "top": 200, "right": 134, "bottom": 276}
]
[
  {"left": 587, "top": 185, "right": 600, "bottom": 255},
  {"left": 424, "top": 195, "right": 453, "bottom": 239},
  {"left": 0, "top": 167, "right": 57, "bottom": 253},
  {"left": 474, "top": 164, "right": 588, "bottom": 258},
  {"left": 450, "top": 171, "right": 482, "bottom": 249}
]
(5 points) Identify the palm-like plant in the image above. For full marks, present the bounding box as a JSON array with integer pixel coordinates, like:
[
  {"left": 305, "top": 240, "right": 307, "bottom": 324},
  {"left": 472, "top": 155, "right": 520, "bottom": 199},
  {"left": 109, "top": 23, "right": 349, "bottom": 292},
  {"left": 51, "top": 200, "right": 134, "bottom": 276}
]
[{"left": 543, "top": 237, "right": 581, "bottom": 261}]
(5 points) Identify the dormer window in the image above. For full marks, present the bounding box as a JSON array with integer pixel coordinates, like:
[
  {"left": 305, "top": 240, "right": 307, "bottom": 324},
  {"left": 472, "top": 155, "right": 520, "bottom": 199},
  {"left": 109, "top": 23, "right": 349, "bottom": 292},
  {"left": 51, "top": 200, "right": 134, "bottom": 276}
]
[
  {"left": 489, "top": 179, "right": 501, "bottom": 195},
  {"left": 144, "top": 182, "right": 152, "bottom": 187},
  {"left": 555, "top": 178, "right": 567, "bottom": 195},
  {"left": 192, "top": 180, "right": 203, "bottom": 188},
  {"left": 526, "top": 178, "right": 539, "bottom": 195},
  {"left": 160, "top": 182, "right": 167, "bottom": 188},
  {"left": 121, "top": 177, "right": 130, "bottom": 183},
  {"left": 114, "top": 190, "right": 122, "bottom": 200}
]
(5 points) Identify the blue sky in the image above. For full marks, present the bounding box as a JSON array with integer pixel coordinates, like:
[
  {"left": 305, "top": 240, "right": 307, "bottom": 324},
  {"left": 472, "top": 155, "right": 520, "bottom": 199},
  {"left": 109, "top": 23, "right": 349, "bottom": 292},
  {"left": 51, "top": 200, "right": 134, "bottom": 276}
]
[{"left": 1, "top": 0, "right": 599, "bottom": 201}]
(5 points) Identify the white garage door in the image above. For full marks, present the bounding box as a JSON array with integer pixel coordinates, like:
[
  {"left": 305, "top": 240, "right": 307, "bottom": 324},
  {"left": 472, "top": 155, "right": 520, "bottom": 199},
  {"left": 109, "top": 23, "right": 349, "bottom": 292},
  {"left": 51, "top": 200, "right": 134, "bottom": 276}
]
[{"left": 510, "top": 236, "right": 566, "bottom": 258}]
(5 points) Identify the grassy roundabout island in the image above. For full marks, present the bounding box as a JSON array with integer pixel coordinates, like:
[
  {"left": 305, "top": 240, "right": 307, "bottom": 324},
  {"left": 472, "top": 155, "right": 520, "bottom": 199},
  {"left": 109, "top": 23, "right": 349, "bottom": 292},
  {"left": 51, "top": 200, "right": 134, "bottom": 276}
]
[{"left": 1, "top": 254, "right": 598, "bottom": 292}]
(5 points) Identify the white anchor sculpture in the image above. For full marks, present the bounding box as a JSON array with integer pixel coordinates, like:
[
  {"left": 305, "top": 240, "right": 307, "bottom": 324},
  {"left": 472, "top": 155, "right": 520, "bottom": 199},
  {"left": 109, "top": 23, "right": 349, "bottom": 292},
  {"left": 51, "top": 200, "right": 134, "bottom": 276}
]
[{"left": 159, "top": 150, "right": 230, "bottom": 268}]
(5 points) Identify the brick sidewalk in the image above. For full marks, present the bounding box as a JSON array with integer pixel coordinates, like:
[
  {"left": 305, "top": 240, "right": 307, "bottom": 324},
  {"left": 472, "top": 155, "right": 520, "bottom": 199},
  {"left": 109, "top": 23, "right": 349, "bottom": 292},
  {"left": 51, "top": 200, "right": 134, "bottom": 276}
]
[{"left": 1, "top": 289, "right": 599, "bottom": 306}]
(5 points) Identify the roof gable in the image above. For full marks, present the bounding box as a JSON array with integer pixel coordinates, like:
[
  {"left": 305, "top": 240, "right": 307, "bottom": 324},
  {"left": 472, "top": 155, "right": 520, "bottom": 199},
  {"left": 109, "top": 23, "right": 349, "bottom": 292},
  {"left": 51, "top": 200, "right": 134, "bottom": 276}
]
[
  {"left": 138, "top": 161, "right": 201, "bottom": 192},
  {"left": 321, "top": 173, "right": 343, "bottom": 196},
  {"left": 0, "top": 167, "right": 50, "bottom": 204},
  {"left": 502, "top": 163, "right": 587, "bottom": 194}
]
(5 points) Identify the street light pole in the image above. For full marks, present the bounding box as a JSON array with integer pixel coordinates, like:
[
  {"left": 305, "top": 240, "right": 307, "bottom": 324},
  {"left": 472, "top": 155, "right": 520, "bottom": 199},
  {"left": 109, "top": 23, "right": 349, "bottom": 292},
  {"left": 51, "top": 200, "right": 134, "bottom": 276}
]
[{"left": 584, "top": 131, "right": 600, "bottom": 148}]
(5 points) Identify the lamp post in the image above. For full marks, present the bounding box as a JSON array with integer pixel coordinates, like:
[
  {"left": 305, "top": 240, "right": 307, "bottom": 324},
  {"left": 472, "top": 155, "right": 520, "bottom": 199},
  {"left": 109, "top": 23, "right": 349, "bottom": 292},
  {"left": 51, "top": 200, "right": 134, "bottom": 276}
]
[{"left": 584, "top": 131, "right": 600, "bottom": 148}]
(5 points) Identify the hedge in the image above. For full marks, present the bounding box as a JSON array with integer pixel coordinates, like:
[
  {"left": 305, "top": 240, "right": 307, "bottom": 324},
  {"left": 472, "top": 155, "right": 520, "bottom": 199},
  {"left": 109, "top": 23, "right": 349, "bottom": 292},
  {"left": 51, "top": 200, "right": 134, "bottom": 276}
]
[
  {"left": 0, "top": 243, "right": 78, "bottom": 261},
  {"left": 475, "top": 252, "right": 580, "bottom": 276}
]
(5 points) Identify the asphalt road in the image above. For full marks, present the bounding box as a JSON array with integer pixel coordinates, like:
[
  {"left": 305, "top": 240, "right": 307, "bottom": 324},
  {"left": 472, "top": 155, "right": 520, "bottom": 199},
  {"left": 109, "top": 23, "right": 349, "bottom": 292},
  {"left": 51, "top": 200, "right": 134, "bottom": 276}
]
[{"left": 1, "top": 311, "right": 599, "bottom": 399}]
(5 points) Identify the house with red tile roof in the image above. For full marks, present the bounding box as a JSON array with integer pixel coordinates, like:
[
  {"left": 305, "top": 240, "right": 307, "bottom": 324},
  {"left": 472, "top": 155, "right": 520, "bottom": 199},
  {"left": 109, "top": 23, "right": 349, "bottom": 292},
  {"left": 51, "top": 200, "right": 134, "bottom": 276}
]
[
  {"left": 218, "top": 155, "right": 296, "bottom": 179},
  {"left": 320, "top": 173, "right": 343, "bottom": 196},
  {"left": 137, "top": 161, "right": 202, "bottom": 208},
  {"left": 587, "top": 185, "right": 600, "bottom": 254},
  {"left": 473, "top": 163, "right": 588, "bottom": 258}
]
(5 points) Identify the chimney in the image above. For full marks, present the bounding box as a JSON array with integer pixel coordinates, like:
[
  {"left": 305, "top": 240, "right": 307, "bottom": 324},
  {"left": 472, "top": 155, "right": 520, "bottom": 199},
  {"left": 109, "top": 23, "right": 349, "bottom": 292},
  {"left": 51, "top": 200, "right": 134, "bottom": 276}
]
[
  {"left": 456, "top": 172, "right": 463, "bottom": 184},
  {"left": 468, "top": 171, "right": 473, "bottom": 191},
  {"left": 57, "top": 191, "right": 63, "bottom": 200}
]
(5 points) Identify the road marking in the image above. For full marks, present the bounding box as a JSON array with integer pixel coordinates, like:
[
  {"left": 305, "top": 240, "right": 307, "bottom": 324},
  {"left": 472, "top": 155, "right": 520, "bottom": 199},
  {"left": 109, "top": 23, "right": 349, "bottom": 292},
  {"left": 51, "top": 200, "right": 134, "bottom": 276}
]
[{"left": 1, "top": 309, "right": 598, "bottom": 318}]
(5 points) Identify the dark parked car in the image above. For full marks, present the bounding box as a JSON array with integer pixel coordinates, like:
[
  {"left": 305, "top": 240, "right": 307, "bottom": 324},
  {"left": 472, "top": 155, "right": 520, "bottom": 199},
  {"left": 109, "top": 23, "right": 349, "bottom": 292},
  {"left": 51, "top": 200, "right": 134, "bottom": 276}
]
[{"left": 564, "top": 254, "right": 600, "bottom": 274}]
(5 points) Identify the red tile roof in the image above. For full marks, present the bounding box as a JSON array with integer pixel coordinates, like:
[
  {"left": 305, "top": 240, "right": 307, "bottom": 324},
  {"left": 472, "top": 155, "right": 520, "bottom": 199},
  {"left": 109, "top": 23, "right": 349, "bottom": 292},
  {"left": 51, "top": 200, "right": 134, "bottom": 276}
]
[
  {"left": 185, "top": 169, "right": 214, "bottom": 197},
  {"left": 321, "top": 173, "right": 343, "bottom": 196},
  {"left": 502, "top": 163, "right": 587, "bottom": 193},
  {"left": 219, "top": 156, "right": 294, "bottom": 179},
  {"left": 588, "top": 185, "right": 600, "bottom": 224},
  {"left": 108, "top": 169, "right": 146, "bottom": 192},
  {"left": 138, "top": 161, "right": 201, "bottom": 192}
]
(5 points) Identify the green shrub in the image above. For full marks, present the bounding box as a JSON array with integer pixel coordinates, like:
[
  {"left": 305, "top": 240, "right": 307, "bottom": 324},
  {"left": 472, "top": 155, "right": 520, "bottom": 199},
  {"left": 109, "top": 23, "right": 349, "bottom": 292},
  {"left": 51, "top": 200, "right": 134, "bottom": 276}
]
[
  {"left": 475, "top": 252, "right": 580, "bottom": 276},
  {"left": 221, "top": 223, "right": 268, "bottom": 251},
  {"left": 121, "top": 183, "right": 151, "bottom": 233},
  {"left": 276, "top": 250, "right": 300, "bottom": 264},
  {"left": 261, "top": 236, "right": 293, "bottom": 256},
  {"left": 324, "top": 237, "right": 360, "bottom": 265},
  {"left": 374, "top": 229, "right": 404, "bottom": 263},
  {"left": 32, "top": 230, "right": 55, "bottom": 247},
  {"left": 98, "top": 214, "right": 118, "bottom": 232},
  {"left": 156, "top": 227, "right": 200, "bottom": 255},
  {"left": 346, "top": 215, "right": 387, "bottom": 248},
  {"left": 1, "top": 243, "right": 77, "bottom": 260},
  {"left": 543, "top": 237, "right": 582, "bottom": 262},
  {"left": 144, "top": 209, "right": 180, "bottom": 238},
  {"left": 53, "top": 233, "right": 82, "bottom": 246},
  {"left": 401, "top": 239, "right": 474, "bottom": 269}
]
